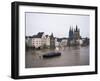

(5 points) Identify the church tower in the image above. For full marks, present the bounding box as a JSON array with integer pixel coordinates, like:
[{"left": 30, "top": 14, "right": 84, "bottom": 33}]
[
  {"left": 67, "top": 25, "right": 80, "bottom": 46},
  {"left": 50, "top": 33, "right": 55, "bottom": 48},
  {"left": 69, "top": 26, "right": 74, "bottom": 41},
  {"left": 74, "top": 25, "right": 80, "bottom": 40}
]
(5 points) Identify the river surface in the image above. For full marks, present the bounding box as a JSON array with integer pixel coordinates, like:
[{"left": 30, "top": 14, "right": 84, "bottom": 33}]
[{"left": 25, "top": 46, "right": 89, "bottom": 68}]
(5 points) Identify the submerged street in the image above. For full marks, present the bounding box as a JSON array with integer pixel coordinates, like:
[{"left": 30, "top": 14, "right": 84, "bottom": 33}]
[{"left": 25, "top": 46, "right": 89, "bottom": 68}]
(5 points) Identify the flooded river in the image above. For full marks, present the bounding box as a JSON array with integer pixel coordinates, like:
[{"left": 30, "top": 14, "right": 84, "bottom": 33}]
[{"left": 25, "top": 46, "right": 89, "bottom": 68}]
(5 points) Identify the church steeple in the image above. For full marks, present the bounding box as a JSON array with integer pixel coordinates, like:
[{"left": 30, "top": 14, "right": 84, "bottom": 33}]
[
  {"left": 51, "top": 33, "right": 54, "bottom": 37},
  {"left": 69, "top": 26, "right": 74, "bottom": 40},
  {"left": 68, "top": 25, "right": 81, "bottom": 46},
  {"left": 68, "top": 25, "right": 80, "bottom": 40},
  {"left": 76, "top": 25, "right": 78, "bottom": 31}
]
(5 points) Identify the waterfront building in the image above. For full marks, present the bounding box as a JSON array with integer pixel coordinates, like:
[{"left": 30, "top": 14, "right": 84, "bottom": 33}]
[
  {"left": 31, "top": 32, "right": 46, "bottom": 48},
  {"left": 25, "top": 36, "right": 33, "bottom": 47},
  {"left": 55, "top": 38, "right": 61, "bottom": 47},
  {"left": 50, "top": 33, "right": 55, "bottom": 49},
  {"left": 45, "top": 35, "right": 50, "bottom": 48},
  {"left": 81, "top": 37, "right": 89, "bottom": 46},
  {"left": 60, "top": 38, "right": 67, "bottom": 47},
  {"left": 55, "top": 38, "right": 67, "bottom": 47}
]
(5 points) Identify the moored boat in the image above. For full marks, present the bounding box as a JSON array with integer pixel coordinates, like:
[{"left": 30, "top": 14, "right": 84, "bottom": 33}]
[{"left": 43, "top": 52, "right": 61, "bottom": 58}]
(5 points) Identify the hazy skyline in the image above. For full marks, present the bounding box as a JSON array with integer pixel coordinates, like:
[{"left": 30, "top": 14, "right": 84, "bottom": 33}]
[{"left": 25, "top": 12, "right": 90, "bottom": 38}]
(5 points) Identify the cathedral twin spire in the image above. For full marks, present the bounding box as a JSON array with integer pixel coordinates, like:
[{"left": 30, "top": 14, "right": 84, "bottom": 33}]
[
  {"left": 69, "top": 25, "right": 80, "bottom": 40},
  {"left": 70, "top": 25, "right": 80, "bottom": 32}
]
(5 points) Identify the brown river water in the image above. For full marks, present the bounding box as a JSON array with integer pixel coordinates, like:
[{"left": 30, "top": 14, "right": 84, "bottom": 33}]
[{"left": 25, "top": 46, "right": 89, "bottom": 68}]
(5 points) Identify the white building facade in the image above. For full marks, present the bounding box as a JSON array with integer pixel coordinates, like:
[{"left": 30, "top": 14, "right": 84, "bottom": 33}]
[
  {"left": 45, "top": 35, "right": 50, "bottom": 47},
  {"left": 32, "top": 38, "right": 42, "bottom": 48}
]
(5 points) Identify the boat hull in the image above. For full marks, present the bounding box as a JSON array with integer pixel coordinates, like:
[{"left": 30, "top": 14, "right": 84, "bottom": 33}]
[{"left": 43, "top": 52, "right": 61, "bottom": 58}]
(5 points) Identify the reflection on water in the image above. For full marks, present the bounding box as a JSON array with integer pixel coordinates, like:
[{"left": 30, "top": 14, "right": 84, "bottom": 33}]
[{"left": 25, "top": 46, "right": 89, "bottom": 68}]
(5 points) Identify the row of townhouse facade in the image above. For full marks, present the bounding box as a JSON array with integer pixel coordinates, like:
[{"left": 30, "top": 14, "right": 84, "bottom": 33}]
[
  {"left": 26, "top": 32, "right": 69, "bottom": 49},
  {"left": 26, "top": 32, "right": 53, "bottom": 49},
  {"left": 26, "top": 32, "right": 89, "bottom": 49}
]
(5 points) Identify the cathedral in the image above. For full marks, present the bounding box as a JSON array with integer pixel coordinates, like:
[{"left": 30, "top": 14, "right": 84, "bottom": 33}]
[{"left": 67, "top": 25, "right": 80, "bottom": 46}]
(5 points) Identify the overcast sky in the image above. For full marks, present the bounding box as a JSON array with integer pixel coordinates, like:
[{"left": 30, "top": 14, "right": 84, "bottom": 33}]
[{"left": 25, "top": 12, "right": 90, "bottom": 38}]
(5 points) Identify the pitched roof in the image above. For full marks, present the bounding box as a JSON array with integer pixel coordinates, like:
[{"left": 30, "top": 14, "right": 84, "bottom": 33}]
[
  {"left": 37, "top": 32, "right": 44, "bottom": 38},
  {"left": 32, "top": 32, "right": 44, "bottom": 38},
  {"left": 45, "top": 35, "right": 49, "bottom": 38},
  {"left": 25, "top": 36, "right": 33, "bottom": 38}
]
